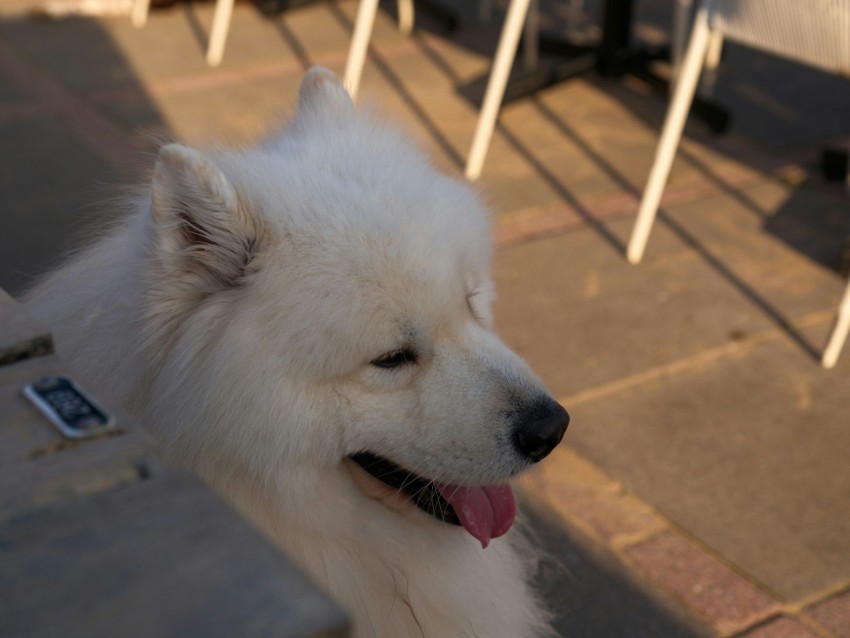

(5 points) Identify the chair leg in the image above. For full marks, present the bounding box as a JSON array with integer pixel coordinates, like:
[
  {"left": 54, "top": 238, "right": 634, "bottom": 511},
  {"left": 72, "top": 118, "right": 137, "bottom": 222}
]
[
  {"left": 822, "top": 277, "right": 850, "bottom": 368},
  {"left": 626, "top": 4, "right": 713, "bottom": 264},
  {"left": 845, "top": 140, "right": 850, "bottom": 195},
  {"left": 206, "top": 0, "right": 235, "bottom": 66},
  {"left": 465, "top": 0, "right": 533, "bottom": 180},
  {"left": 699, "top": 28, "right": 724, "bottom": 97},
  {"left": 670, "top": 0, "right": 693, "bottom": 89},
  {"left": 398, "top": 0, "right": 414, "bottom": 36},
  {"left": 130, "top": 0, "right": 150, "bottom": 27},
  {"left": 522, "top": 0, "right": 539, "bottom": 72},
  {"left": 344, "top": 0, "right": 381, "bottom": 100}
]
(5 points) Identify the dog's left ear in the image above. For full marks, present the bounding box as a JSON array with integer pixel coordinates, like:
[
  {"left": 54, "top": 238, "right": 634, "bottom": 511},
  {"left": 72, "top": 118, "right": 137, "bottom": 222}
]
[
  {"left": 151, "top": 144, "right": 264, "bottom": 292},
  {"left": 296, "top": 66, "right": 355, "bottom": 123}
]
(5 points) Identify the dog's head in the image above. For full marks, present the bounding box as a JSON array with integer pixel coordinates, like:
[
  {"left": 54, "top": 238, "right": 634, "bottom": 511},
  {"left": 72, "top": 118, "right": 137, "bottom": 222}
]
[{"left": 145, "top": 68, "right": 568, "bottom": 547}]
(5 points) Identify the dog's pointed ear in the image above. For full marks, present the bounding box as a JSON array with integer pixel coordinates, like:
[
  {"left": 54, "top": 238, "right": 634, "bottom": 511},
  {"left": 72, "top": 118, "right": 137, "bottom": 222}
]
[
  {"left": 151, "top": 144, "right": 264, "bottom": 291},
  {"left": 296, "top": 66, "right": 355, "bottom": 122}
]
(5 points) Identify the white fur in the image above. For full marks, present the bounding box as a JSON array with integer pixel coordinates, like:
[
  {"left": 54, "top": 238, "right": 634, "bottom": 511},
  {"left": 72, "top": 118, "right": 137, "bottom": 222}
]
[{"left": 26, "top": 68, "right": 559, "bottom": 638}]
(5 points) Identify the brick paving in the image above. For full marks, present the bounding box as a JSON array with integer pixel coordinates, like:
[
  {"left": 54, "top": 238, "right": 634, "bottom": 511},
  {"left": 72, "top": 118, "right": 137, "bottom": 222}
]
[
  {"left": 735, "top": 616, "right": 826, "bottom": 638},
  {"left": 622, "top": 532, "right": 780, "bottom": 635},
  {"left": 808, "top": 590, "right": 850, "bottom": 638}
]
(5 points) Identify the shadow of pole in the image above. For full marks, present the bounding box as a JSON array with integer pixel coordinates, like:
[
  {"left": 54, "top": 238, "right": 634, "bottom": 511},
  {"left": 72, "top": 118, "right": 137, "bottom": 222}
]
[
  {"left": 271, "top": 11, "right": 313, "bottom": 70},
  {"left": 326, "top": 1, "right": 467, "bottom": 171},
  {"left": 180, "top": 0, "right": 210, "bottom": 56}
]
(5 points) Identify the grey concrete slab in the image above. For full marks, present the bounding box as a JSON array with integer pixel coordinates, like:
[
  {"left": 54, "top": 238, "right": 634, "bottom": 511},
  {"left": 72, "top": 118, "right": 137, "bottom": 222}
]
[
  {"left": 0, "top": 118, "right": 123, "bottom": 295},
  {"left": 493, "top": 180, "right": 847, "bottom": 399},
  {"left": 102, "top": 72, "right": 301, "bottom": 146},
  {"left": 567, "top": 325, "right": 850, "bottom": 602},
  {"left": 492, "top": 214, "right": 770, "bottom": 399},
  {"left": 664, "top": 180, "right": 849, "bottom": 325},
  {"left": 0, "top": 17, "right": 155, "bottom": 93},
  {"left": 0, "top": 6, "right": 302, "bottom": 93},
  {"left": 121, "top": 4, "right": 301, "bottom": 75}
]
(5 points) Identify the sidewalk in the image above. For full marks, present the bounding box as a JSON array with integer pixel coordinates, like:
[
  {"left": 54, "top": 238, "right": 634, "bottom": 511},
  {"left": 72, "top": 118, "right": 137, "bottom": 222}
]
[{"left": 1, "top": 1, "right": 848, "bottom": 636}]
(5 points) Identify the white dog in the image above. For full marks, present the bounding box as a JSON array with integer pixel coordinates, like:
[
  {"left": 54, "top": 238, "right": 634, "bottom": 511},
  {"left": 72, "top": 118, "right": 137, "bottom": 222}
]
[{"left": 26, "top": 67, "right": 569, "bottom": 638}]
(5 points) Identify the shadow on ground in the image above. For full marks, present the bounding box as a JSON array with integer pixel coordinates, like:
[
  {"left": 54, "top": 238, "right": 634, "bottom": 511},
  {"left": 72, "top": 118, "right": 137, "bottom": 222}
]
[
  {"left": 525, "top": 501, "right": 711, "bottom": 638},
  {"left": 0, "top": 16, "right": 166, "bottom": 295}
]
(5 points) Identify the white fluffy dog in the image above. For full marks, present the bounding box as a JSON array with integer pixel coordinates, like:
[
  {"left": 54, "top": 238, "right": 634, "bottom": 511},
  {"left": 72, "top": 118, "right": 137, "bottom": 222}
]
[{"left": 26, "top": 67, "right": 569, "bottom": 638}]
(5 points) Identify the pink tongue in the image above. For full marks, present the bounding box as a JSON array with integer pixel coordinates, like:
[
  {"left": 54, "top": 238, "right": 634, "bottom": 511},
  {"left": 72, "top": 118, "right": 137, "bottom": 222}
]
[{"left": 436, "top": 483, "right": 516, "bottom": 548}]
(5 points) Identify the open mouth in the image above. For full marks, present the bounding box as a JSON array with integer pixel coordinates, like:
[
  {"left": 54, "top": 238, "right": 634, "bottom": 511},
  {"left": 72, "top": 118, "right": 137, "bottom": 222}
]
[{"left": 348, "top": 451, "right": 517, "bottom": 548}]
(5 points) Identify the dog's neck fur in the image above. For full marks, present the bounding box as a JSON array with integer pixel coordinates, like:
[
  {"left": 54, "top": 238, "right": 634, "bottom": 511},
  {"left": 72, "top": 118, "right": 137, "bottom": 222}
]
[{"left": 212, "top": 462, "right": 552, "bottom": 638}]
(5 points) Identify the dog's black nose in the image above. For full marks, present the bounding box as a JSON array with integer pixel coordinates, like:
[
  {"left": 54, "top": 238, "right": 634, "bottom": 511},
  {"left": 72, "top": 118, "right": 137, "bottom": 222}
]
[{"left": 512, "top": 398, "right": 570, "bottom": 463}]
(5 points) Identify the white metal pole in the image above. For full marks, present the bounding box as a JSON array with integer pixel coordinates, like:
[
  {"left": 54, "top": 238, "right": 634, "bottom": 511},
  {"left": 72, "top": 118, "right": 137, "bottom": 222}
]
[
  {"left": 206, "top": 0, "right": 235, "bottom": 66},
  {"left": 465, "top": 0, "right": 533, "bottom": 180},
  {"left": 626, "top": 2, "right": 712, "bottom": 264},
  {"left": 344, "top": 0, "right": 381, "bottom": 100},
  {"left": 822, "top": 278, "right": 850, "bottom": 368}
]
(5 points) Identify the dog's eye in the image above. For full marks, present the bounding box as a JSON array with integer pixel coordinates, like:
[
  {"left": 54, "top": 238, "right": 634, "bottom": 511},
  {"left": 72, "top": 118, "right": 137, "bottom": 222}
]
[{"left": 370, "top": 349, "right": 417, "bottom": 369}]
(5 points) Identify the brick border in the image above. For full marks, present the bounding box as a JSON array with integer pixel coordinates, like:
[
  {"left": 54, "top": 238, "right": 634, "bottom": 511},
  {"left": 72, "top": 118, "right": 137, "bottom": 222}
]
[{"left": 521, "top": 446, "right": 850, "bottom": 637}]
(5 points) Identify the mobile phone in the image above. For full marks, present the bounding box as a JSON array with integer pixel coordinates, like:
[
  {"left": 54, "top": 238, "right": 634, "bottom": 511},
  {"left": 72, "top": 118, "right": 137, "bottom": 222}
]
[{"left": 22, "top": 376, "right": 118, "bottom": 439}]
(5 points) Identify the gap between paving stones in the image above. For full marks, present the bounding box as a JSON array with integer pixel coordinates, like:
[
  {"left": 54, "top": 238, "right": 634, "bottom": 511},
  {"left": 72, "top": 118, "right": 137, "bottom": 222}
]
[
  {"left": 773, "top": 581, "right": 850, "bottom": 638},
  {"left": 83, "top": 33, "right": 420, "bottom": 104},
  {"left": 522, "top": 449, "right": 779, "bottom": 635},
  {"left": 0, "top": 100, "right": 55, "bottom": 124},
  {"left": 491, "top": 168, "right": 802, "bottom": 249},
  {"left": 556, "top": 308, "right": 835, "bottom": 411},
  {"left": 732, "top": 614, "right": 832, "bottom": 638}
]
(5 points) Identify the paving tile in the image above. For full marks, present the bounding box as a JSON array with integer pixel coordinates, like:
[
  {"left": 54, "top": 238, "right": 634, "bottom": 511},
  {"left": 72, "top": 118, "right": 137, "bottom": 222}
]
[
  {"left": 569, "top": 325, "right": 850, "bottom": 602},
  {"left": 530, "top": 80, "right": 667, "bottom": 196},
  {"left": 0, "top": 16, "right": 153, "bottom": 93},
  {"left": 522, "top": 445, "right": 667, "bottom": 544},
  {"left": 624, "top": 531, "right": 780, "bottom": 634},
  {"left": 103, "top": 72, "right": 301, "bottom": 147},
  {"left": 498, "top": 90, "right": 628, "bottom": 203},
  {"left": 665, "top": 180, "right": 849, "bottom": 323},
  {"left": 808, "top": 589, "right": 850, "bottom": 638},
  {"left": 493, "top": 214, "right": 774, "bottom": 398},
  {"left": 0, "top": 61, "right": 30, "bottom": 103},
  {"left": 494, "top": 179, "right": 847, "bottom": 399},
  {"left": 415, "top": 28, "right": 494, "bottom": 81},
  {"left": 0, "top": 6, "right": 301, "bottom": 93},
  {"left": 273, "top": 0, "right": 357, "bottom": 61},
  {"left": 735, "top": 616, "right": 823, "bottom": 638}
]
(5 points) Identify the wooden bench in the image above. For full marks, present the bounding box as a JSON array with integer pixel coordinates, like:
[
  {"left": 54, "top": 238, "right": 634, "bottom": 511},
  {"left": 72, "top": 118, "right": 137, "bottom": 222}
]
[{"left": 0, "top": 289, "right": 348, "bottom": 638}]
